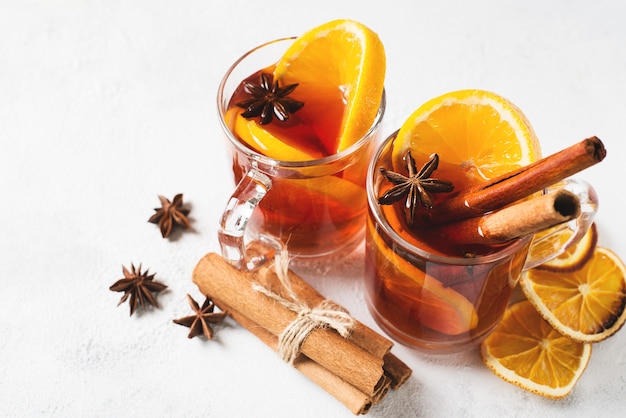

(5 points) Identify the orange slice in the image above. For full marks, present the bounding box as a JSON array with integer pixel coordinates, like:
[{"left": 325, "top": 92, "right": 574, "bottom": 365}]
[
  {"left": 392, "top": 90, "right": 541, "bottom": 188},
  {"left": 534, "top": 222, "right": 598, "bottom": 272},
  {"left": 480, "top": 300, "right": 591, "bottom": 399},
  {"left": 521, "top": 246, "right": 626, "bottom": 342},
  {"left": 274, "top": 19, "right": 386, "bottom": 154},
  {"left": 526, "top": 224, "right": 575, "bottom": 271},
  {"left": 367, "top": 215, "right": 478, "bottom": 336},
  {"left": 227, "top": 107, "right": 324, "bottom": 161}
]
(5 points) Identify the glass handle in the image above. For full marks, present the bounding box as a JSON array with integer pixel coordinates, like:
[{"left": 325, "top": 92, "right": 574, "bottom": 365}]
[
  {"left": 218, "top": 169, "right": 272, "bottom": 270},
  {"left": 524, "top": 179, "right": 599, "bottom": 270}
]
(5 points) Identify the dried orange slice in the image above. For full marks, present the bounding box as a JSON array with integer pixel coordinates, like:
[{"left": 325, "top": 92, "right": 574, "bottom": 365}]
[
  {"left": 392, "top": 90, "right": 541, "bottom": 188},
  {"left": 480, "top": 300, "right": 591, "bottom": 399},
  {"left": 526, "top": 224, "right": 575, "bottom": 270},
  {"left": 521, "top": 246, "right": 626, "bottom": 342},
  {"left": 534, "top": 222, "right": 598, "bottom": 272},
  {"left": 274, "top": 19, "right": 386, "bottom": 153}
]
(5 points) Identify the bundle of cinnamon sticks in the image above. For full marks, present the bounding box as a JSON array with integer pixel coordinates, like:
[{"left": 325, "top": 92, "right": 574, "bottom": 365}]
[{"left": 192, "top": 248, "right": 411, "bottom": 415}]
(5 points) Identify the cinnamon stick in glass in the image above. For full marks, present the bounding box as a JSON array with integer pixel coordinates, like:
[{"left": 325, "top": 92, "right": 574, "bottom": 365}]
[
  {"left": 434, "top": 189, "right": 580, "bottom": 245},
  {"left": 192, "top": 252, "right": 387, "bottom": 396},
  {"left": 425, "top": 136, "right": 605, "bottom": 224}
]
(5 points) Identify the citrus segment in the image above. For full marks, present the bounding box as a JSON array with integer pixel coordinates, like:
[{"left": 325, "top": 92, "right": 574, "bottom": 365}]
[
  {"left": 226, "top": 108, "right": 318, "bottom": 160},
  {"left": 480, "top": 300, "right": 591, "bottom": 399},
  {"left": 521, "top": 246, "right": 626, "bottom": 342},
  {"left": 262, "top": 175, "right": 366, "bottom": 227},
  {"left": 367, "top": 216, "right": 479, "bottom": 336},
  {"left": 535, "top": 222, "right": 598, "bottom": 272},
  {"left": 392, "top": 90, "right": 541, "bottom": 186},
  {"left": 228, "top": 107, "right": 326, "bottom": 161},
  {"left": 274, "top": 19, "right": 386, "bottom": 153}
]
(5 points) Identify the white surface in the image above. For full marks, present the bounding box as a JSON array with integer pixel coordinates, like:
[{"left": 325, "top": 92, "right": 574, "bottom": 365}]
[{"left": 1, "top": 1, "right": 625, "bottom": 417}]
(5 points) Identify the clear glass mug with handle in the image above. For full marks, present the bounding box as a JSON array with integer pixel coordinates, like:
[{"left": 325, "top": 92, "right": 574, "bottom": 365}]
[
  {"left": 217, "top": 38, "right": 385, "bottom": 270},
  {"left": 364, "top": 131, "right": 598, "bottom": 354}
]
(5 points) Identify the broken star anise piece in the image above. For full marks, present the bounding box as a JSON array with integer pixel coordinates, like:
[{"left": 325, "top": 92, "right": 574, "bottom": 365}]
[
  {"left": 236, "top": 72, "right": 304, "bottom": 125},
  {"left": 173, "top": 294, "right": 227, "bottom": 339},
  {"left": 378, "top": 152, "right": 454, "bottom": 225},
  {"left": 148, "top": 193, "right": 191, "bottom": 238},
  {"left": 109, "top": 264, "right": 167, "bottom": 316}
]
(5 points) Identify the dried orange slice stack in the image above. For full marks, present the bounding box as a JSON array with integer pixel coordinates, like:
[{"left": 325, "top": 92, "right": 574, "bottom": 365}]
[{"left": 481, "top": 223, "right": 626, "bottom": 398}]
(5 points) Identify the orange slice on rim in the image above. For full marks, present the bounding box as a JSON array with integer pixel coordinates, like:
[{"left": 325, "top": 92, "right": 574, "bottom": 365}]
[
  {"left": 274, "top": 19, "right": 386, "bottom": 154},
  {"left": 392, "top": 89, "right": 541, "bottom": 189}
]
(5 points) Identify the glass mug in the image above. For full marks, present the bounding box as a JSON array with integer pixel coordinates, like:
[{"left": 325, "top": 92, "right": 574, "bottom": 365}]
[
  {"left": 364, "top": 131, "right": 598, "bottom": 354},
  {"left": 217, "top": 38, "right": 385, "bottom": 270}
]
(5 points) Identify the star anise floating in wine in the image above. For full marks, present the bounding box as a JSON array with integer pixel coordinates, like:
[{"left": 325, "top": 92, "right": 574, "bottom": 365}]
[
  {"left": 173, "top": 294, "right": 227, "bottom": 339},
  {"left": 236, "top": 72, "right": 304, "bottom": 125},
  {"left": 148, "top": 193, "right": 191, "bottom": 238},
  {"left": 109, "top": 264, "right": 167, "bottom": 316},
  {"left": 378, "top": 152, "right": 454, "bottom": 225}
]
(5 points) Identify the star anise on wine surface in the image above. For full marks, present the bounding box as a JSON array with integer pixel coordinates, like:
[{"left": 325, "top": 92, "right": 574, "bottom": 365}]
[
  {"left": 109, "top": 264, "right": 167, "bottom": 316},
  {"left": 378, "top": 152, "right": 454, "bottom": 225},
  {"left": 236, "top": 72, "right": 304, "bottom": 125},
  {"left": 173, "top": 294, "right": 227, "bottom": 339},
  {"left": 148, "top": 193, "right": 190, "bottom": 238}
]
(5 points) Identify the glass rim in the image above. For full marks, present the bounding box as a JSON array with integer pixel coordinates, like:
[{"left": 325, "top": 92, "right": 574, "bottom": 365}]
[
  {"left": 366, "top": 130, "right": 532, "bottom": 266},
  {"left": 216, "top": 37, "right": 386, "bottom": 169}
]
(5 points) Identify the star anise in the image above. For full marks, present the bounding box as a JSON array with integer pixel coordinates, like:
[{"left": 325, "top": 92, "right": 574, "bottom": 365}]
[
  {"left": 148, "top": 193, "right": 190, "bottom": 238},
  {"left": 173, "top": 294, "right": 227, "bottom": 339},
  {"left": 109, "top": 264, "right": 167, "bottom": 316},
  {"left": 236, "top": 72, "right": 304, "bottom": 125},
  {"left": 378, "top": 152, "right": 454, "bottom": 225}
]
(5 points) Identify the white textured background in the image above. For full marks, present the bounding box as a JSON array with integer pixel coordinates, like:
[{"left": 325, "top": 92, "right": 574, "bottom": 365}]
[{"left": 1, "top": 1, "right": 625, "bottom": 417}]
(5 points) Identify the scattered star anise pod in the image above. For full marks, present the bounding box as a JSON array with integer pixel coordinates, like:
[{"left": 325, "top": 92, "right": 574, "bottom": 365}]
[
  {"left": 236, "top": 72, "right": 304, "bottom": 125},
  {"left": 148, "top": 193, "right": 191, "bottom": 238},
  {"left": 109, "top": 264, "right": 167, "bottom": 316},
  {"left": 173, "top": 294, "right": 227, "bottom": 339},
  {"left": 378, "top": 152, "right": 454, "bottom": 225}
]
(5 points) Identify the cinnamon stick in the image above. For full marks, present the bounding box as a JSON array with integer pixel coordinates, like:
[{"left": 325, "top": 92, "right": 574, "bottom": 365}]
[
  {"left": 425, "top": 136, "right": 605, "bottom": 224},
  {"left": 223, "top": 303, "right": 376, "bottom": 415},
  {"left": 192, "top": 253, "right": 387, "bottom": 396},
  {"left": 253, "top": 262, "right": 393, "bottom": 359},
  {"left": 246, "top": 243, "right": 412, "bottom": 390},
  {"left": 382, "top": 352, "right": 412, "bottom": 389},
  {"left": 435, "top": 189, "right": 580, "bottom": 244}
]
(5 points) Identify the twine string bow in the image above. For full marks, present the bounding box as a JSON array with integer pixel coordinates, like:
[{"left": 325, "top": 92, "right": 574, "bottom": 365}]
[{"left": 252, "top": 248, "right": 355, "bottom": 365}]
